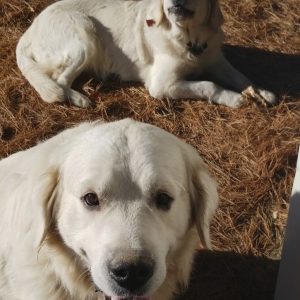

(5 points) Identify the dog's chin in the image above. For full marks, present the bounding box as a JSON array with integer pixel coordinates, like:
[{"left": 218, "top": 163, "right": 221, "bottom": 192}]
[{"left": 168, "top": 5, "right": 194, "bottom": 21}]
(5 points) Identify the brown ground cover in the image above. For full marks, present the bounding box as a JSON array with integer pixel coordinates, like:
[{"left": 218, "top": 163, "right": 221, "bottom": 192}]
[{"left": 0, "top": 0, "right": 299, "bottom": 299}]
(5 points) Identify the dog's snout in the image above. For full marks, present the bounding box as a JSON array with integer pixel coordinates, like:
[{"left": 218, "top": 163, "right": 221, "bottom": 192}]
[
  {"left": 187, "top": 41, "right": 208, "bottom": 56},
  {"left": 109, "top": 256, "right": 154, "bottom": 292}
]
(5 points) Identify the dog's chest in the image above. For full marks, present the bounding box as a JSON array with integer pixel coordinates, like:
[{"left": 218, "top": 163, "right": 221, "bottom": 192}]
[{"left": 88, "top": 3, "right": 145, "bottom": 81}]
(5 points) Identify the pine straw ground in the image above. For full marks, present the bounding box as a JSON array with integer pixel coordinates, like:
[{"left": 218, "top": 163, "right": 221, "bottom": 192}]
[{"left": 0, "top": 0, "right": 300, "bottom": 299}]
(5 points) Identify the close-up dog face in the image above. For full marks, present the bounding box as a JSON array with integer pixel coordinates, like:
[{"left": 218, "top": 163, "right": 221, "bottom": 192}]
[
  {"left": 160, "top": 0, "right": 224, "bottom": 56},
  {"left": 164, "top": 0, "right": 208, "bottom": 23},
  {"left": 49, "top": 120, "right": 218, "bottom": 300}
]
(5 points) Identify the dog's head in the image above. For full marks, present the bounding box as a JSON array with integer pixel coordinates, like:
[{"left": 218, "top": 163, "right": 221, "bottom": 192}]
[
  {"left": 39, "top": 119, "right": 218, "bottom": 299},
  {"left": 148, "top": 0, "right": 224, "bottom": 56}
]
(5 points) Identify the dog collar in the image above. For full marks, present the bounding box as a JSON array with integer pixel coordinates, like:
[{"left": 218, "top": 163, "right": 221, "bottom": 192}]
[
  {"left": 187, "top": 41, "right": 208, "bottom": 56},
  {"left": 146, "top": 19, "right": 156, "bottom": 27}
]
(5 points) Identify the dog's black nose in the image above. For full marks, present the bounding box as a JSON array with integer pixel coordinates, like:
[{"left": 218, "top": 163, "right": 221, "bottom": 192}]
[{"left": 109, "top": 258, "right": 154, "bottom": 292}]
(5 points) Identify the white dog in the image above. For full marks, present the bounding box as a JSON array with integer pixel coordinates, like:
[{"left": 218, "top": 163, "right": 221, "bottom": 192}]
[
  {"left": 0, "top": 119, "right": 218, "bottom": 300},
  {"left": 16, "top": 0, "right": 276, "bottom": 108}
]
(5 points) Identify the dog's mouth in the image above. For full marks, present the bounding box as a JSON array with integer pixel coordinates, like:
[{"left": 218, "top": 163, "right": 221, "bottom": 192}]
[
  {"left": 97, "top": 289, "right": 151, "bottom": 300},
  {"left": 168, "top": 5, "right": 194, "bottom": 20},
  {"left": 104, "top": 295, "right": 150, "bottom": 300}
]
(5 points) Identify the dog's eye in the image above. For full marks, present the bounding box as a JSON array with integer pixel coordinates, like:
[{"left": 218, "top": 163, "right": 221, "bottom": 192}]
[
  {"left": 82, "top": 193, "right": 100, "bottom": 207},
  {"left": 155, "top": 192, "right": 173, "bottom": 211}
]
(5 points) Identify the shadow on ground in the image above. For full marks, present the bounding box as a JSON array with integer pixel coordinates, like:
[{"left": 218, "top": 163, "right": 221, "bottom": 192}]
[
  {"left": 176, "top": 250, "right": 280, "bottom": 300},
  {"left": 224, "top": 45, "right": 300, "bottom": 97},
  {"left": 75, "top": 45, "right": 300, "bottom": 102}
]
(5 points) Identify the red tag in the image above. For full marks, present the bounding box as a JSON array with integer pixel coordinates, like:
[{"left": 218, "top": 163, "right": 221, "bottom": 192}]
[{"left": 146, "top": 19, "right": 155, "bottom": 27}]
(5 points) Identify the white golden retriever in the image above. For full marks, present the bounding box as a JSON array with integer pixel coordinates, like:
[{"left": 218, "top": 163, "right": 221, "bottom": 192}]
[
  {"left": 0, "top": 119, "right": 218, "bottom": 300},
  {"left": 16, "top": 0, "right": 276, "bottom": 108}
]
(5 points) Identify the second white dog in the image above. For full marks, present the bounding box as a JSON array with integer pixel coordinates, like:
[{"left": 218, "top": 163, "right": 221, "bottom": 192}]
[
  {"left": 16, "top": 0, "right": 276, "bottom": 107},
  {"left": 0, "top": 119, "right": 218, "bottom": 300}
]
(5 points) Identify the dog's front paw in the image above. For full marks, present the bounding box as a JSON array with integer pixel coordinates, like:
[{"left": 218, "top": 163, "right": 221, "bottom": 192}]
[
  {"left": 214, "top": 90, "right": 245, "bottom": 108},
  {"left": 67, "top": 90, "right": 91, "bottom": 108},
  {"left": 243, "top": 86, "right": 277, "bottom": 106},
  {"left": 257, "top": 89, "right": 277, "bottom": 105}
]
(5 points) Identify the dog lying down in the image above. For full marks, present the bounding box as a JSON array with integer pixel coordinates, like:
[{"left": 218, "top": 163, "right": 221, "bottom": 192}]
[
  {"left": 16, "top": 0, "right": 276, "bottom": 108},
  {"left": 0, "top": 119, "right": 218, "bottom": 300}
]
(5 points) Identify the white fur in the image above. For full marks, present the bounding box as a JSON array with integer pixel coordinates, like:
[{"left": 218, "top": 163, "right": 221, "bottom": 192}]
[
  {"left": 16, "top": 0, "right": 276, "bottom": 108},
  {"left": 0, "top": 119, "right": 218, "bottom": 300}
]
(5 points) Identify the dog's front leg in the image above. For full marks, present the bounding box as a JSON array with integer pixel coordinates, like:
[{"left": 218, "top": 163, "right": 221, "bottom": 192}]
[
  {"left": 207, "top": 55, "right": 277, "bottom": 105},
  {"left": 147, "top": 76, "right": 244, "bottom": 108},
  {"left": 167, "top": 81, "right": 245, "bottom": 108},
  {"left": 147, "top": 55, "right": 245, "bottom": 108}
]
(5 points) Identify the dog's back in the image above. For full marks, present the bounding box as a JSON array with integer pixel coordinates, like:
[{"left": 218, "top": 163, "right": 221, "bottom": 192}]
[{"left": 16, "top": 0, "right": 145, "bottom": 108}]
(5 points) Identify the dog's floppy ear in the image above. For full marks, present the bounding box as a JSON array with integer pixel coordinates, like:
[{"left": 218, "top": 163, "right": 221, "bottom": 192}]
[
  {"left": 30, "top": 169, "right": 59, "bottom": 247},
  {"left": 208, "top": 0, "right": 224, "bottom": 30},
  {"left": 186, "top": 147, "right": 219, "bottom": 249},
  {"left": 146, "top": 0, "right": 164, "bottom": 27}
]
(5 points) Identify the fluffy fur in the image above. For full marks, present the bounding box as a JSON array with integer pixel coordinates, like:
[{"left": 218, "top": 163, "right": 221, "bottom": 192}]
[
  {"left": 0, "top": 119, "right": 218, "bottom": 300},
  {"left": 16, "top": 0, "right": 276, "bottom": 108}
]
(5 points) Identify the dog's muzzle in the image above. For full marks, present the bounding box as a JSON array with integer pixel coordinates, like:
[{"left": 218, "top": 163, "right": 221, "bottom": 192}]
[
  {"left": 187, "top": 41, "right": 208, "bottom": 56},
  {"left": 108, "top": 259, "right": 154, "bottom": 293},
  {"left": 96, "top": 251, "right": 154, "bottom": 300}
]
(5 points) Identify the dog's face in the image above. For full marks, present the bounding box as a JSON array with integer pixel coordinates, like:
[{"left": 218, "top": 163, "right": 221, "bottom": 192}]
[
  {"left": 164, "top": 0, "right": 208, "bottom": 23},
  {"left": 150, "top": 0, "right": 224, "bottom": 56},
  {"left": 47, "top": 120, "right": 218, "bottom": 300}
]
